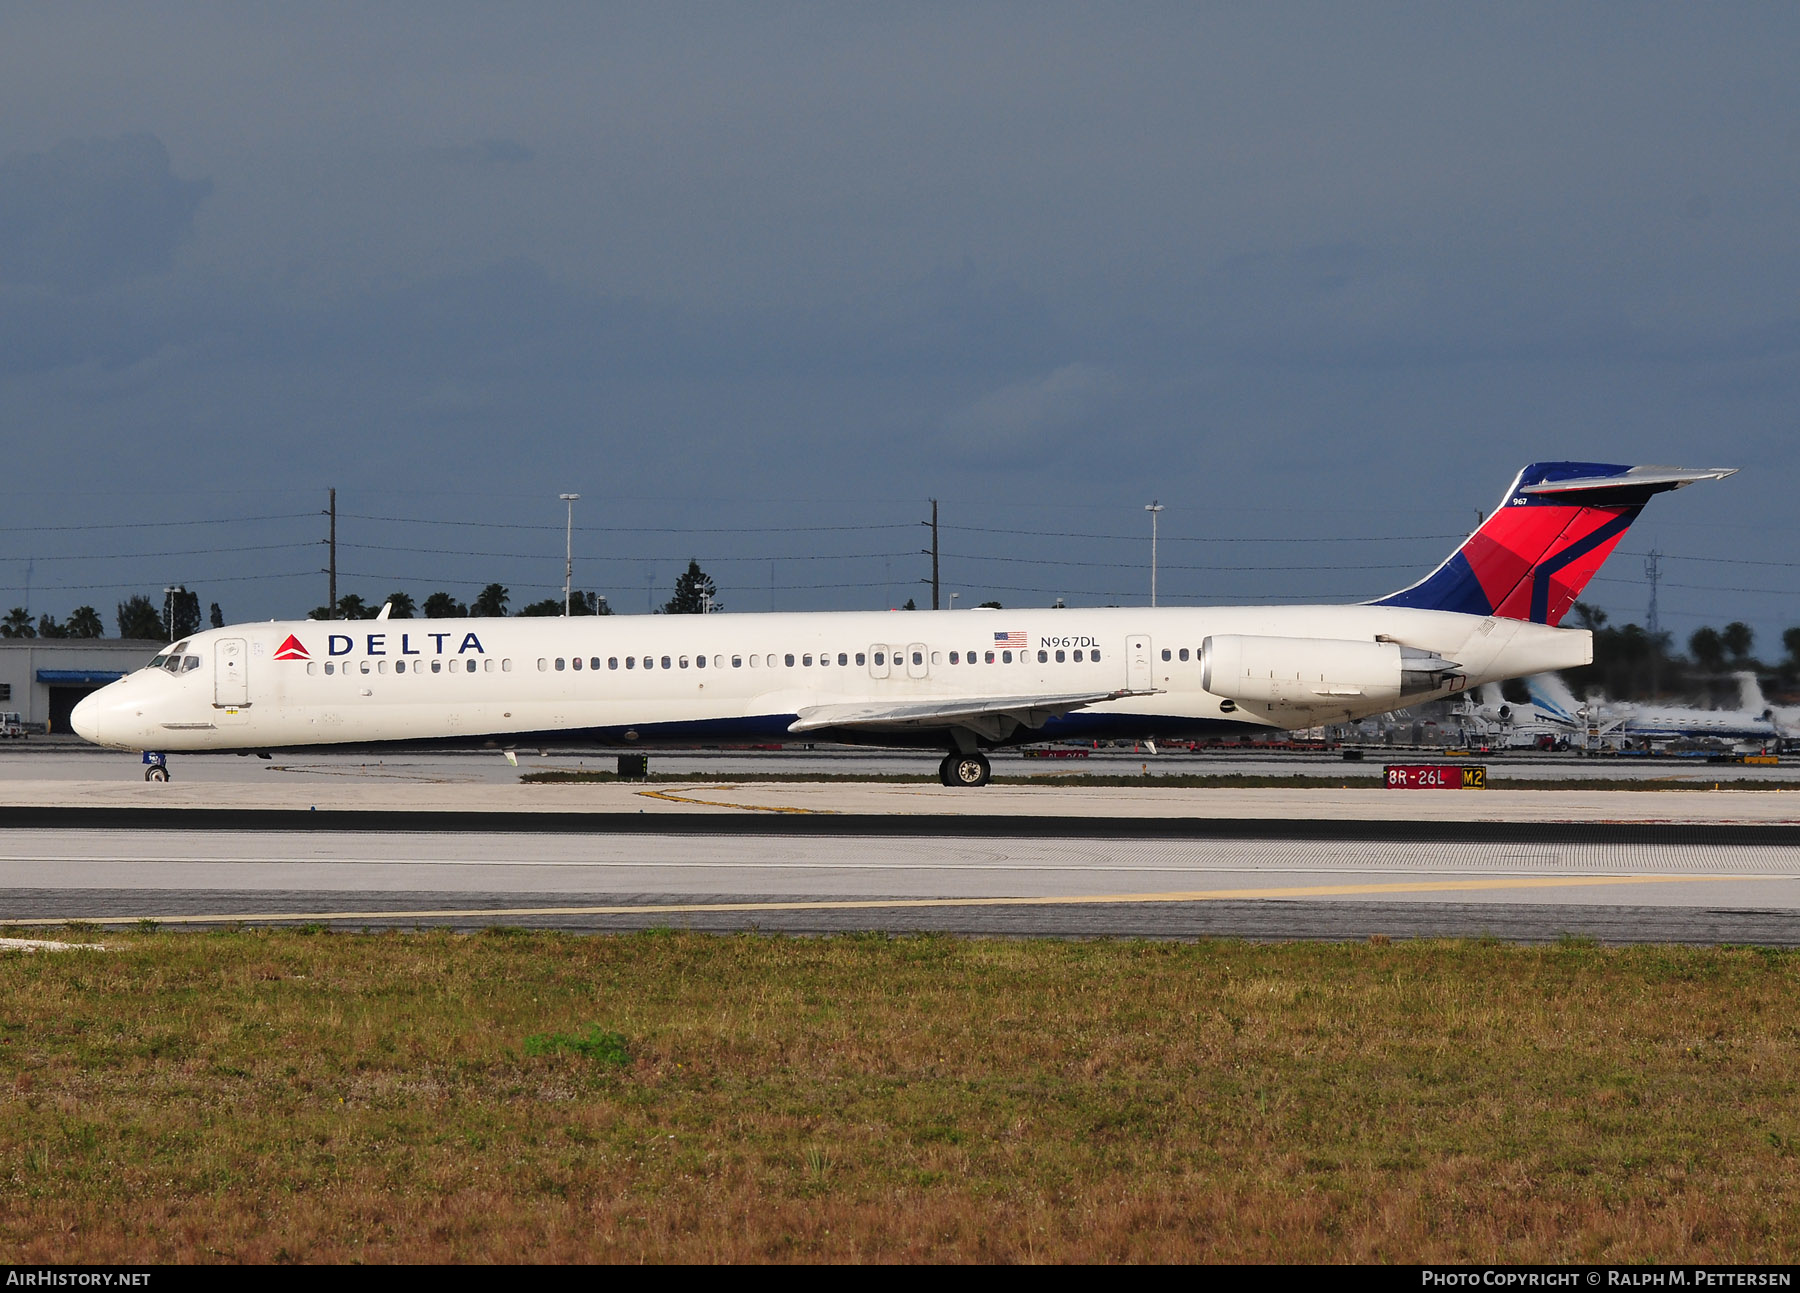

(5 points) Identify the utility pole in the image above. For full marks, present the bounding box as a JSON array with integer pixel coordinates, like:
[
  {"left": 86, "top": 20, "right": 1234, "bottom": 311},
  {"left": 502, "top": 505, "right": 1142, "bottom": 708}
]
[
  {"left": 326, "top": 487, "right": 337, "bottom": 619},
  {"left": 1644, "top": 549, "right": 1662, "bottom": 638},
  {"left": 1145, "top": 500, "right": 1165, "bottom": 607},
  {"left": 921, "top": 499, "right": 940, "bottom": 609},
  {"left": 560, "top": 493, "right": 581, "bottom": 615}
]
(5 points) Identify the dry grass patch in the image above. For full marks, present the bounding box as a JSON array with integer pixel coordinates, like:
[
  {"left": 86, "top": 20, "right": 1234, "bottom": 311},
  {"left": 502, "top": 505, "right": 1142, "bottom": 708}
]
[{"left": 2, "top": 930, "right": 1799, "bottom": 1261}]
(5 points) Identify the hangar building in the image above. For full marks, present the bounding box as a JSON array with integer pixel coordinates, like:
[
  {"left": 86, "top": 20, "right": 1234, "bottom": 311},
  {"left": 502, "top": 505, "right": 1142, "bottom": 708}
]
[{"left": 0, "top": 640, "right": 163, "bottom": 734}]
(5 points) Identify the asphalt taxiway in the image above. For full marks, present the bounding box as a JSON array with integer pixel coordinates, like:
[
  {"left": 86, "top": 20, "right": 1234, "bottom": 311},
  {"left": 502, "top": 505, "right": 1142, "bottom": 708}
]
[{"left": 3, "top": 747, "right": 1797, "bottom": 943}]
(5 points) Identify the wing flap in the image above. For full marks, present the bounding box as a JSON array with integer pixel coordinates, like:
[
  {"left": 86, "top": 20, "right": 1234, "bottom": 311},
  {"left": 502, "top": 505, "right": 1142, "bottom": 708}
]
[{"left": 788, "top": 689, "right": 1145, "bottom": 736}]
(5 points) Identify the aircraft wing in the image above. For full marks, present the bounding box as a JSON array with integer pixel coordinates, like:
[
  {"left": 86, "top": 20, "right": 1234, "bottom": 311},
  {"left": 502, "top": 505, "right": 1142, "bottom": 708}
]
[{"left": 789, "top": 689, "right": 1150, "bottom": 741}]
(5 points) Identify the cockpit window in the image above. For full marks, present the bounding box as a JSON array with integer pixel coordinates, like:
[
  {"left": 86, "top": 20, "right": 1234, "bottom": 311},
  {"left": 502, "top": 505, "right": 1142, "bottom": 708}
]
[
  {"left": 147, "top": 655, "right": 169, "bottom": 669},
  {"left": 181, "top": 656, "right": 202, "bottom": 672}
]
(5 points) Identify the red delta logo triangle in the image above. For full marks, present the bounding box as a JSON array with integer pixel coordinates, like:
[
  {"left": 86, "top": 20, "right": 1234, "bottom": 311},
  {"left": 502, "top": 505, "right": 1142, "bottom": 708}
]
[{"left": 273, "top": 634, "right": 311, "bottom": 661}]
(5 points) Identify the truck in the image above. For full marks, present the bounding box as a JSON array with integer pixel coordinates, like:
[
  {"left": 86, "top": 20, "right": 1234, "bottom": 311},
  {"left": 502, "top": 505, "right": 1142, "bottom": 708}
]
[{"left": 0, "top": 712, "right": 25, "bottom": 739}]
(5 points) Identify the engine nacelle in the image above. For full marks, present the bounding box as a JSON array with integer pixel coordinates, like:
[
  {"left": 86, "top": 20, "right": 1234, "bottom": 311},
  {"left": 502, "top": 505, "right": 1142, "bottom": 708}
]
[{"left": 1199, "top": 634, "right": 1461, "bottom": 708}]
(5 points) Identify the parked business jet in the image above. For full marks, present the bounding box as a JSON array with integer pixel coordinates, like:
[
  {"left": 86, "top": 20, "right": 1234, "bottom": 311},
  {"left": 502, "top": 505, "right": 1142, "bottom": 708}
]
[
  {"left": 71, "top": 462, "right": 1733, "bottom": 786},
  {"left": 1528, "top": 670, "right": 1783, "bottom": 752}
]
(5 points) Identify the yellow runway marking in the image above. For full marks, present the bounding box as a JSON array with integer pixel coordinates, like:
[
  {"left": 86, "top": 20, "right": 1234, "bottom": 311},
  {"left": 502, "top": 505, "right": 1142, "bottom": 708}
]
[
  {"left": 634, "top": 785, "right": 837, "bottom": 815},
  {"left": 0, "top": 872, "right": 1772, "bottom": 927}
]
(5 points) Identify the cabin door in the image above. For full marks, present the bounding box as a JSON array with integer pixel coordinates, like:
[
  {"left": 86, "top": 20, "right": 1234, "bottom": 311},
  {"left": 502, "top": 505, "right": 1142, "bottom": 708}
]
[
  {"left": 1126, "top": 635, "right": 1152, "bottom": 692},
  {"left": 215, "top": 638, "right": 250, "bottom": 708}
]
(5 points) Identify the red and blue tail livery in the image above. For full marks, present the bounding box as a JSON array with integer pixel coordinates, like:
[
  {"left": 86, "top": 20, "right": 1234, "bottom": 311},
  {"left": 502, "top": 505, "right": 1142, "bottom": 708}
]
[{"left": 1373, "top": 462, "right": 1735, "bottom": 626}]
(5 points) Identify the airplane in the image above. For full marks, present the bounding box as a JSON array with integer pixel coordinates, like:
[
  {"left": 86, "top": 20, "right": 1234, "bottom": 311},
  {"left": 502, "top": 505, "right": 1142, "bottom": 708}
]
[
  {"left": 71, "top": 461, "right": 1735, "bottom": 786},
  {"left": 1527, "top": 670, "right": 1784, "bottom": 752}
]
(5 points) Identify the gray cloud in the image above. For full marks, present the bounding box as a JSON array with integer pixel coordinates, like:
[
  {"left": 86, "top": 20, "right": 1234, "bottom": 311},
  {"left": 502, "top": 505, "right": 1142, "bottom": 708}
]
[{"left": 0, "top": 135, "right": 211, "bottom": 292}]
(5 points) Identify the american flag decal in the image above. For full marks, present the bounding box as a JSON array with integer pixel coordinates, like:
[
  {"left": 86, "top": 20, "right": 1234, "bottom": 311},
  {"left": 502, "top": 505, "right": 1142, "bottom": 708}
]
[{"left": 993, "top": 630, "right": 1026, "bottom": 647}]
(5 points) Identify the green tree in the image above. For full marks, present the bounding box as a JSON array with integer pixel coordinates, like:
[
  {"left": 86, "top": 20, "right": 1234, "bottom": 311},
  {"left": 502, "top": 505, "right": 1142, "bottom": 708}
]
[
  {"left": 116, "top": 595, "right": 165, "bottom": 641},
  {"left": 663, "top": 561, "right": 719, "bottom": 615},
  {"left": 1570, "top": 601, "right": 1609, "bottom": 631},
  {"left": 332, "top": 593, "right": 372, "bottom": 621},
  {"left": 36, "top": 614, "right": 67, "bottom": 638},
  {"left": 65, "top": 606, "right": 104, "bottom": 638},
  {"left": 168, "top": 589, "right": 202, "bottom": 640},
  {"left": 1785, "top": 626, "right": 1800, "bottom": 667},
  {"left": 423, "top": 592, "right": 467, "bottom": 618},
  {"left": 978, "top": 600, "right": 1003, "bottom": 610},
  {"left": 471, "top": 583, "right": 510, "bottom": 617},
  {"left": 2, "top": 607, "right": 36, "bottom": 638},
  {"left": 381, "top": 592, "right": 416, "bottom": 619},
  {"left": 1689, "top": 626, "right": 1725, "bottom": 671},
  {"left": 1721, "top": 621, "right": 1754, "bottom": 661},
  {"left": 516, "top": 598, "right": 563, "bottom": 617},
  {"left": 209, "top": 603, "right": 225, "bottom": 628},
  {"left": 901, "top": 597, "right": 917, "bottom": 610}
]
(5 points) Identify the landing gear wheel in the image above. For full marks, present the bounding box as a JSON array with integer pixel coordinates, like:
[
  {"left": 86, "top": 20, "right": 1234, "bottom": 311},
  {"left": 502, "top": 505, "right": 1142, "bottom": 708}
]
[
  {"left": 937, "top": 753, "right": 957, "bottom": 786},
  {"left": 949, "top": 752, "right": 991, "bottom": 788},
  {"left": 144, "top": 765, "right": 170, "bottom": 782}
]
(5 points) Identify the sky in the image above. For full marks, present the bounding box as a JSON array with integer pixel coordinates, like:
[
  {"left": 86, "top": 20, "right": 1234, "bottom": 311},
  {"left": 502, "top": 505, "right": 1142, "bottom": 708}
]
[{"left": 1, "top": 4, "right": 1796, "bottom": 650}]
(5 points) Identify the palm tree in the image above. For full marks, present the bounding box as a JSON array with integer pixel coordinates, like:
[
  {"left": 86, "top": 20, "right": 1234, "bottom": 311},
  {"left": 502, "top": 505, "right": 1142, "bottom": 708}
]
[
  {"left": 1, "top": 607, "right": 36, "bottom": 638},
  {"left": 471, "top": 584, "right": 510, "bottom": 617},
  {"left": 382, "top": 591, "right": 417, "bottom": 619},
  {"left": 66, "top": 606, "right": 104, "bottom": 638}
]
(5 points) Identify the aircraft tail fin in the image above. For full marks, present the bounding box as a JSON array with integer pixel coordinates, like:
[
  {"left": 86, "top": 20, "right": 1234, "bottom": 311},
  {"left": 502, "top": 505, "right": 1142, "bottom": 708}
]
[
  {"left": 1735, "top": 671, "right": 1768, "bottom": 714},
  {"left": 1526, "top": 672, "right": 1583, "bottom": 724},
  {"left": 1371, "top": 462, "right": 1734, "bottom": 625}
]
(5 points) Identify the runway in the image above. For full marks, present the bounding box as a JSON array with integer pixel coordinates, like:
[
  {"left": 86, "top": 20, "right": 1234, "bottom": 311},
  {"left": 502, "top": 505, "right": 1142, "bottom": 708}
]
[
  {"left": 3, "top": 747, "right": 1796, "bottom": 942},
  {"left": 3, "top": 817, "right": 1798, "bottom": 943}
]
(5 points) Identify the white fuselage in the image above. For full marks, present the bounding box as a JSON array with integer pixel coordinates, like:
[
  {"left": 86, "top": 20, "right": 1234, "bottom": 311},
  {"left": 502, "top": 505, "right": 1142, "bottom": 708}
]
[{"left": 71, "top": 605, "right": 1591, "bottom": 754}]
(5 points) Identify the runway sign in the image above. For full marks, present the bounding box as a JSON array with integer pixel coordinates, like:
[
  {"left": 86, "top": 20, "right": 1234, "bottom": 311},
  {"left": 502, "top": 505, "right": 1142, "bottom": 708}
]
[{"left": 1384, "top": 764, "right": 1487, "bottom": 790}]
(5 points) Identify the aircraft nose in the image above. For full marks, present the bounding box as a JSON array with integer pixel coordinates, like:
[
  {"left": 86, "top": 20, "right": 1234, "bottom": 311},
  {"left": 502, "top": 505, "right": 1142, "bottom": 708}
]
[{"left": 70, "top": 691, "right": 103, "bottom": 745}]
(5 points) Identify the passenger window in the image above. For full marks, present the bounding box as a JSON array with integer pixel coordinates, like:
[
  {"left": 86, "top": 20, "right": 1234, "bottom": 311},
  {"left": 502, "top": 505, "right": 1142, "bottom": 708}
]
[
  {"left": 1055, "top": 650, "right": 1065, "bottom": 663},
  {"left": 503, "top": 659, "right": 514, "bottom": 672},
  {"left": 712, "top": 654, "right": 723, "bottom": 668},
  {"left": 555, "top": 658, "right": 565, "bottom": 671},
  {"left": 748, "top": 654, "right": 759, "bottom": 669},
  {"left": 538, "top": 659, "right": 548, "bottom": 672},
  {"left": 644, "top": 656, "right": 654, "bottom": 670},
  {"left": 679, "top": 656, "right": 689, "bottom": 669},
  {"left": 590, "top": 657, "right": 601, "bottom": 671},
  {"left": 572, "top": 657, "right": 582, "bottom": 671},
  {"left": 661, "top": 656, "right": 672, "bottom": 670},
  {"left": 949, "top": 651, "right": 959, "bottom": 664},
  {"left": 307, "top": 662, "right": 317, "bottom": 676},
  {"left": 912, "top": 651, "right": 922, "bottom": 666},
  {"left": 873, "top": 652, "right": 884, "bottom": 666},
  {"left": 1002, "top": 650, "right": 1012, "bottom": 663},
  {"left": 765, "top": 654, "right": 776, "bottom": 668},
  {"left": 1037, "top": 649, "right": 1048, "bottom": 663},
  {"left": 1161, "top": 648, "right": 1171, "bottom": 662},
  {"left": 855, "top": 653, "right": 865, "bottom": 666},
  {"left": 430, "top": 661, "right": 441, "bottom": 674},
  {"left": 360, "top": 660, "right": 371, "bottom": 675},
  {"left": 696, "top": 655, "right": 707, "bottom": 669},
  {"left": 1074, "top": 650, "right": 1083, "bottom": 663},
  {"left": 931, "top": 651, "right": 941, "bottom": 665},
  {"left": 609, "top": 657, "right": 619, "bottom": 670},
  {"left": 1178, "top": 648, "right": 1190, "bottom": 662},
  {"left": 377, "top": 660, "right": 388, "bottom": 674},
  {"left": 782, "top": 653, "right": 793, "bottom": 667},
  {"left": 626, "top": 657, "right": 636, "bottom": 669},
  {"left": 837, "top": 653, "right": 848, "bottom": 666},
  {"left": 1092, "top": 648, "right": 1101, "bottom": 661},
  {"left": 484, "top": 659, "right": 495, "bottom": 673},
  {"left": 397, "top": 660, "right": 408, "bottom": 674},
  {"left": 985, "top": 650, "right": 995, "bottom": 663},
  {"left": 732, "top": 655, "right": 742, "bottom": 668},
  {"left": 803, "top": 654, "right": 813, "bottom": 667}
]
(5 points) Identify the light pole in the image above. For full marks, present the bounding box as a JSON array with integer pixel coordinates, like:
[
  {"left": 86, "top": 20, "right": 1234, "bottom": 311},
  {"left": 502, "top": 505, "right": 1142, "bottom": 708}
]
[
  {"left": 559, "top": 494, "right": 580, "bottom": 616},
  {"left": 1144, "top": 501, "right": 1164, "bottom": 607},
  {"left": 950, "top": 592, "right": 960, "bottom": 611},
  {"left": 162, "top": 584, "right": 185, "bottom": 639}
]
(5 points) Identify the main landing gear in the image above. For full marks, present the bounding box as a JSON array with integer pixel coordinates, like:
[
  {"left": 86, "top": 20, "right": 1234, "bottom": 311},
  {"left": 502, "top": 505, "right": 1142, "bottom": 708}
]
[
  {"left": 937, "top": 750, "right": 991, "bottom": 788},
  {"left": 143, "top": 752, "right": 170, "bottom": 782}
]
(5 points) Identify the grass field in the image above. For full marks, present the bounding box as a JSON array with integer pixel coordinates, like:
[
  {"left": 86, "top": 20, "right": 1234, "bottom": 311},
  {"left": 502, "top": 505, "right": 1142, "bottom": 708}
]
[{"left": 4, "top": 930, "right": 1800, "bottom": 1263}]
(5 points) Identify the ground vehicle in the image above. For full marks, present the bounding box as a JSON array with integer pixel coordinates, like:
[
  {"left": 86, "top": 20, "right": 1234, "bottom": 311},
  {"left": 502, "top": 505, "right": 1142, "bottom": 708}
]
[{"left": 0, "top": 712, "right": 26, "bottom": 739}]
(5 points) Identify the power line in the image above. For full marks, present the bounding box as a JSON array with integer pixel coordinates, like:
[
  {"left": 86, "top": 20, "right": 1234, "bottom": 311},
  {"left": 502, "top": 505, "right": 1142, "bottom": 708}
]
[
  {"left": 0, "top": 512, "right": 316, "bottom": 534},
  {"left": 0, "top": 542, "right": 318, "bottom": 563}
]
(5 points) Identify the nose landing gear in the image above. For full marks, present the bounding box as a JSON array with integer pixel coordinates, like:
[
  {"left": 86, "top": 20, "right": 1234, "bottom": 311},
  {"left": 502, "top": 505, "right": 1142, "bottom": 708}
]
[
  {"left": 937, "top": 750, "right": 991, "bottom": 787},
  {"left": 142, "top": 752, "right": 170, "bottom": 782}
]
